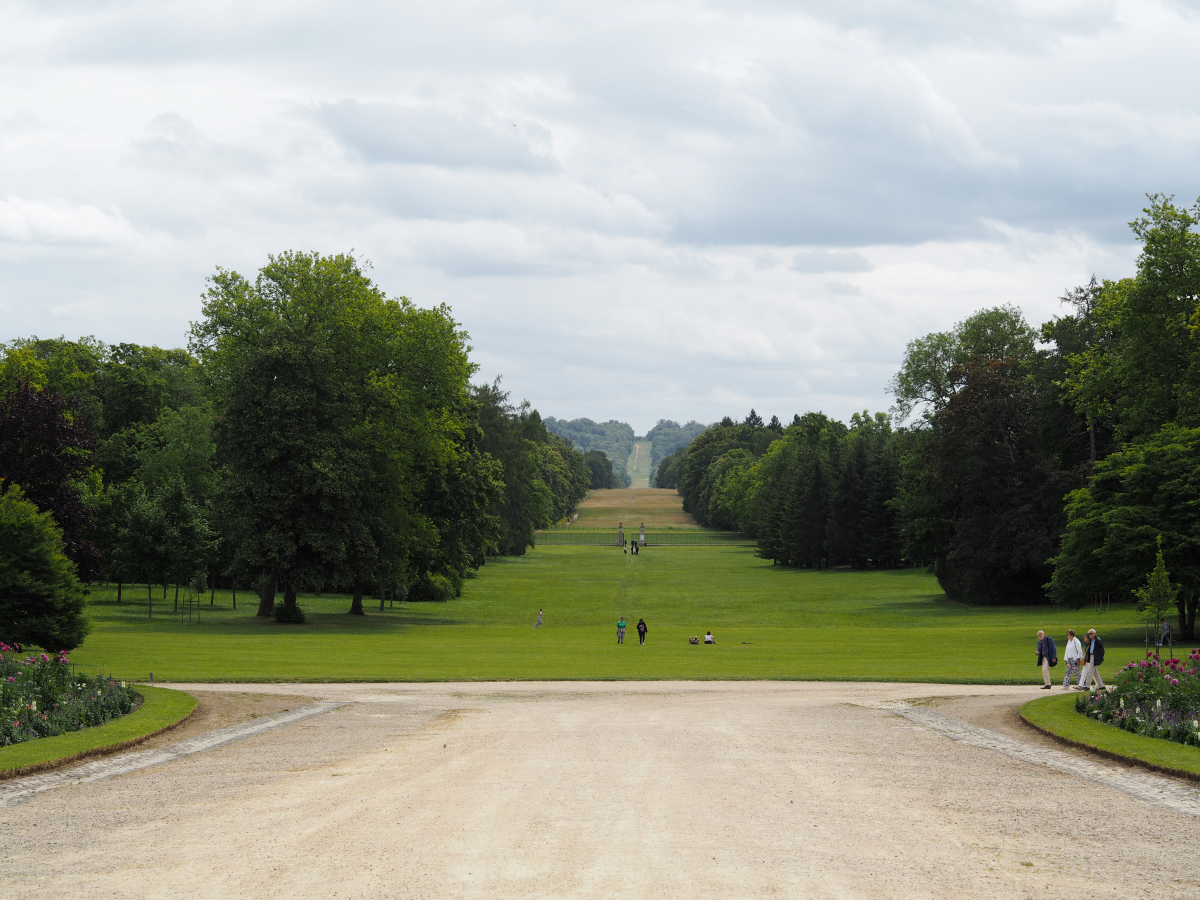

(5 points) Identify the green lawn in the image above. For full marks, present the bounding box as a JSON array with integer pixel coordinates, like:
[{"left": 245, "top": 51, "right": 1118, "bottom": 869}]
[
  {"left": 0, "top": 685, "right": 196, "bottom": 776},
  {"left": 1021, "top": 692, "right": 1200, "bottom": 779},
  {"left": 71, "top": 544, "right": 1157, "bottom": 683}
]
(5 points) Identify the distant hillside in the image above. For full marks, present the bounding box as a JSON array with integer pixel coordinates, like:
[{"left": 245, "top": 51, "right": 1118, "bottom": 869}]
[
  {"left": 645, "top": 419, "right": 707, "bottom": 468},
  {"left": 544, "top": 417, "right": 634, "bottom": 487}
]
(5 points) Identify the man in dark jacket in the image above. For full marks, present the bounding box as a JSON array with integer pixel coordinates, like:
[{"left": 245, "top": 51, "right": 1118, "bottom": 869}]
[
  {"left": 1079, "top": 629, "right": 1105, "bottom": 691},
  {"left": 1036, "top": 630, "right": 1057, "bottom": 689}
]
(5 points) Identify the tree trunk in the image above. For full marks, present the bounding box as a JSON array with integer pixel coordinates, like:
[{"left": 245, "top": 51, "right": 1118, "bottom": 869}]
[
  {"left": 174, "top": 584, "right": 179, "bottom": 612},
  {"left": 162, "top": 583, "right": 167, "bottom": 599},
  {"left": 379, "top": 581, "right": 386, "bottom": 612},
  {"left": 348, "top": 582, "right": 365, "bottom": 615},
  {"left": 257, "top": 574, "right": 278, "bottom": 618},
  {"left": 210, "top": 578, "right": 215, "bottom": 606},
  {"left": 147, "top": 582, "right": 153, "bottom": 618},
  {"left": 117, "top": 581, "right": 122, "bottom": 604},
  {"left": 283, "top": 584, "right": 299, "bottom": 615},
  {"left": 232, "top": 581, "right": 237, "bottom": 610}
]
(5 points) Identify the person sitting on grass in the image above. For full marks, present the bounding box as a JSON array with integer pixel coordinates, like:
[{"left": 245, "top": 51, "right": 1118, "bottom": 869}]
[{"left": 704, "top": 631, "right": 715, "bottom": 644}]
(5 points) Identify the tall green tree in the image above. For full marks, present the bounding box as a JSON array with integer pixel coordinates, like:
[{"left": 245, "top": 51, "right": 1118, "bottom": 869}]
[
  {"left": 0, "top": 482, "right": 90, "bottom": 650},
  {"left": 192, "top": 251, "right": 482, "bottom": 618},
  {"left": 1048, "top": 424, "right": 1200, "bottom": 637}
]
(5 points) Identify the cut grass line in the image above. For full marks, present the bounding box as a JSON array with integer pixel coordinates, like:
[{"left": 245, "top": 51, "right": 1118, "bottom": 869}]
[
  {"left": 0, "top": 685, "right": 197, "bottom": 780},
  {"left": 1020, "top": 692, "right": 1200, "bottom": 783}
]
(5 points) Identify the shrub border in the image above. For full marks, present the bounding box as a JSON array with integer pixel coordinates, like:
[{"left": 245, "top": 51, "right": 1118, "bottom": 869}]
[
  {"left": 1020, "top": 691, "right": 1200, "bottom": 783},
  {"left": 0, "top": 685, "right": 197, "bottom": 780}
]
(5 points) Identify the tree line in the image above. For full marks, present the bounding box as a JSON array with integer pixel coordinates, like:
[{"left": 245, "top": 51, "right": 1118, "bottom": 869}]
[
  {"left": 543, "top": 417, "right": 634, "bottom": 488},
  {"left": 0, "top": 252, "right": 590, "bottom": 647},
  {"left": 655, "top": 196, "right": 1200, "bottom": 637}
]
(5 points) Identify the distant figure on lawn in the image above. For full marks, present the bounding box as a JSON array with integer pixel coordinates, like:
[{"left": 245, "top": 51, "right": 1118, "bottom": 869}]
[
  {"left": 1062, "top": 630, "right": 1083, "bottom": 689},
  {"left": 1078, "top": 629, "right": 1105, "bottom": 691},
  {"left": 704, "top": 631, "right": 715, "bottom": 644},
  {"left": 1159, "top": 618, "right": 1172, "bottom": 654},
  {"left": 631, "top": 540, "right": 639, "bottom": 556},
  {"left": 617, "top": 617, "right": 627, "bottom": 644},
  {"left": 535, "top": 609, "right": 543, "bottom": 629},
  {"left": 1036, "top": 630, "right": 1057, "bottom": 689},
  {"left": 637, "top": 618, "right": 648, "bottom": 645}
]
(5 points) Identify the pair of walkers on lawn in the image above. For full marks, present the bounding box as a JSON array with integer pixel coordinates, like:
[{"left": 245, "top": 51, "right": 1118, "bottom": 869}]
[
  {"left": 616, "top": 618, "right": 648, "bottom": 645},
  {"left": 1036, "top": 628, "right": 1105, "bottom": 690}
]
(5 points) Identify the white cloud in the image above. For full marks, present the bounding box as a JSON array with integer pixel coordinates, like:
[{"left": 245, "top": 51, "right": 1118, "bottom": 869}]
[{"left": 0, "top": 0, "right": 1196, "bottom": 431}]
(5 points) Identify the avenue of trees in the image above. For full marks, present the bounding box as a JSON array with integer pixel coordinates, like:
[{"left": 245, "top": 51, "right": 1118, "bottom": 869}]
[
  {"left": 0, "top": 252, "right": 591, "bottom": 644},
  {"left": 543, "top": 417, "right": 634, "bottom": 487},
  {"left": 655, "top": 196, "right": 1200, "bottom": 637}
]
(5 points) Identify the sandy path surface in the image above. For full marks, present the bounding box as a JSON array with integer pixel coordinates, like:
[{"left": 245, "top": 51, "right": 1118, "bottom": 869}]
[{"left": 2, "top": 681, "right": 1198, "bottom": 899}]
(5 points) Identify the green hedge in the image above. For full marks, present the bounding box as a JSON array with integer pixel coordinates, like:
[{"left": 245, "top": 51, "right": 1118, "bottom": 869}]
[
  {"left": 1021, "top": 691, "right": 1200, "bottom": 780},
  {"left": 0, "top": 685, "right": 196, "bottom": 777}
]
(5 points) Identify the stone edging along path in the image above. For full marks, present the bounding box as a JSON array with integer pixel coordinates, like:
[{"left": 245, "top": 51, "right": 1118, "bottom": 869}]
[
  {"left": 0, "top": 700, "right": 345, "bottom": 809},
  {"left": 861, "top": 700, "right": 1200, "bottom": 819}
]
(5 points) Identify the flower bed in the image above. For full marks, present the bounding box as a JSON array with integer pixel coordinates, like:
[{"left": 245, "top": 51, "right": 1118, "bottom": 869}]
[
  {"left": 1, "top": 642, "right": 138, "bottom": 746},
  {"left": 1076, "top": 649, "right": 1200, "bottom": 746}
]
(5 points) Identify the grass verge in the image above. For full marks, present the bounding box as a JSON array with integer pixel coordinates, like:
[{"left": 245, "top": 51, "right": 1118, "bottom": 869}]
[
  {"left": 1020, "top": 691, "right": 1200, "bottom": 782},
  {"left": 0, "top": 685, "right": 197, "bottom": 780}
]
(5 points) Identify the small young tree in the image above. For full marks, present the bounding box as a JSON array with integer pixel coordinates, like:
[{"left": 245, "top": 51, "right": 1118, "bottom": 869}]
[
  {"left": 0, "top": 482, "right": 90, "bottom": 650},
  {"left": 1134, "top": 537, "right": 1178, "bottom": 627}
]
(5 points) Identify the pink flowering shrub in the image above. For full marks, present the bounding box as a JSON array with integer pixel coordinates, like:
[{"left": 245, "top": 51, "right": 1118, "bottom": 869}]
[
  {"left": 0, "top": 642, "right": 136, "bottom": 746},
  {"left": 1076, "top": 649, "right": 1200, "bottom": 746}
]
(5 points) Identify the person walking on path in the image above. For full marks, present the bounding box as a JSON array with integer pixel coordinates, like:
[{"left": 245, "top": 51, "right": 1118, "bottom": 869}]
[
  {"left": 1159, "top": 618, "right": 1172, "bottom": 656},
  {"left": 534, "top": 609, "right": 543, "bottom": 629},
  {"left": 1062, "top": 629, "right": 1083, "bottom": 688},
  {"left": 1036, "top": 630, "right": 1057, "bottom": 689},
  {"left": 617, "top": 617, "right": 627, "bottom": 644},
  {"left": 636, "top": 618, "right": 647, "bottom": 646},
  {"left": 1078, "top": 629, "right": 1106, "bottom": 691}
]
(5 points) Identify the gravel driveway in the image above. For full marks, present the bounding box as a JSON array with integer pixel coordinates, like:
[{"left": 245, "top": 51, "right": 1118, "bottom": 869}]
[{"left": 1, "top": 681, "right": 1197, "bottom": 899}]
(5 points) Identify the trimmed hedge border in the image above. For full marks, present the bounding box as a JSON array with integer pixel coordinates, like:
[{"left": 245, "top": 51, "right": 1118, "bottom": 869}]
[
  {"left": 1020, "top": 691, "right": 1200, "bottom": 783},
  {"left": 0, "top": 685, "right": 197, "bottom": 780}
]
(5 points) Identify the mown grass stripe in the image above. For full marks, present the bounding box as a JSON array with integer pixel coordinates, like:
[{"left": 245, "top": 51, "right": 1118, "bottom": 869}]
[
  {"left": 1021, "top": 692, "right": 1200, "bottom": 782},
  {"left": 0, "top": 685, "right": 197, "bottom": 779}
]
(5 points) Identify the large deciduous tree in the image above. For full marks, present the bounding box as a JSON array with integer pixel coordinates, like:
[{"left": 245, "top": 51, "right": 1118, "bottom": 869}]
[
  {"left": 0, "top": 381, "right": 103, "bottom": 580},
  {"left": 1047, "top": 424, "right": 1200, "bottom": 637}
]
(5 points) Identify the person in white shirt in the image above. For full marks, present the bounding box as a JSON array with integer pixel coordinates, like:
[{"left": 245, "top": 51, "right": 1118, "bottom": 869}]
[
  {"left": 1062, "top": 629, "right": 1083, "bottom": 689},
  {"left": 704, "top": 631, "right": 715, "bottom": 644}
]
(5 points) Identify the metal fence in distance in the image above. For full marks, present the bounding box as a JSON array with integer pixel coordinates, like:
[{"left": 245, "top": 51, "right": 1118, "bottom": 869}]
[{"left": 535, "top": 530, "right": 751, "bottom": 546}]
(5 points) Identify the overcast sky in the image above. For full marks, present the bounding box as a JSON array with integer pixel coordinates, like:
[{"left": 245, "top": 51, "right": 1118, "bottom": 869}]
[{"left": 2, "top": 0, "right": 1198, "bottom": 434}]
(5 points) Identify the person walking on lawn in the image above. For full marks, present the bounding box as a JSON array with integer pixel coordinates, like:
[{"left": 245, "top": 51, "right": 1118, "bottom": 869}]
[
  {"left": 1036, "top": 630, "right": 1057, "bottom": 689},
  {"left": 1078, "top": 629, "right": 1105, "bottom": 691},
  {"left": 1062, "top": 629, "right": 1083, "bottom": 689},
  {"left": 636, "top": 618, "right": 648, "bottom": 646},
  {"left": 617, "top": 617, "right": 627, "bottom": 644},
  {"left": 534, "top": 608, "right": 543, "bottom": 629}
]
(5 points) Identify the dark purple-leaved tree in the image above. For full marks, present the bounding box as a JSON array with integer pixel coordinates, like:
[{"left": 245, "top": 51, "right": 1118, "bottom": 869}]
[{"left": 0, "top": 380, "right": 103, "bottom": 580}]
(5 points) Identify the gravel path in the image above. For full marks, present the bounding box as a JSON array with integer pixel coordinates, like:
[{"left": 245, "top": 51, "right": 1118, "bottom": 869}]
[{"left": 1, "top": 681, "right": 1197, "bottom": 899}]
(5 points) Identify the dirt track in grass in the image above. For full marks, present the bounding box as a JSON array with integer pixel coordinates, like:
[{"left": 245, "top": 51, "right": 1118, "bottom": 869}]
[{"left": 2, "top": 682, "right": 1197, "bottom": 899}]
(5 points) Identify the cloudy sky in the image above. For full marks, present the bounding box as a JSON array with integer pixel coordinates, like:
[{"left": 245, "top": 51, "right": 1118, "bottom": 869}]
[{"left": 2, "top": 0, "right": 1198, "bottom": 434}]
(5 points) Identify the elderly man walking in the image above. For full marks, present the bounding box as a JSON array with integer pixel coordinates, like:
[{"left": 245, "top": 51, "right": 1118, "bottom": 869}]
[
  {"left": 1036, "top": 630, "right": 1057, "bottom": 689},
  {"left": 1078, "top": 629, "right": 1106, "bottom": 691}
]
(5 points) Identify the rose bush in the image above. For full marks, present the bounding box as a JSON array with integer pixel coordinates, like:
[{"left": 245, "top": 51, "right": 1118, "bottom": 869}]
[
  {"left": 0, "top": 641, "right": 137, "bottom": 746},
  {"left": 1076, "top": 649, "right": 1200, "bottom": 746}
]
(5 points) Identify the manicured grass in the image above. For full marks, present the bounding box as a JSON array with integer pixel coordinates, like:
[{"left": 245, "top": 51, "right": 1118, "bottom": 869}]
[
  {"left": 71, "top": 543, "right": 1154, "bottom": 683},
  {"left": 0, "top": 685, "right": 197, "bottom": 777},
  {"left": 566, "top": 487, "right": 701, "bottom": 529},
  {"left": 1021, "top": 692, "right": 1200, "bottom": 779}
]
